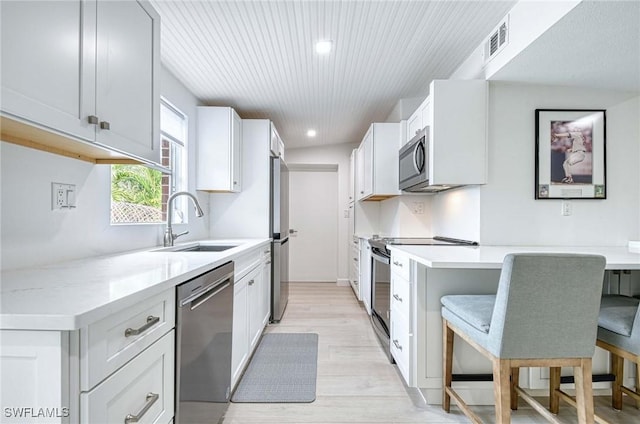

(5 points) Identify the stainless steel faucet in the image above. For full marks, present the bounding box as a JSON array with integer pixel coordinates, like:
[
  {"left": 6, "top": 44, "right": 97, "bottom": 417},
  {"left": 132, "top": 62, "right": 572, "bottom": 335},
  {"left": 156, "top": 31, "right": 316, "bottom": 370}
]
[{"left": 164, "top": 191, "right": 205, "bottom": 247}]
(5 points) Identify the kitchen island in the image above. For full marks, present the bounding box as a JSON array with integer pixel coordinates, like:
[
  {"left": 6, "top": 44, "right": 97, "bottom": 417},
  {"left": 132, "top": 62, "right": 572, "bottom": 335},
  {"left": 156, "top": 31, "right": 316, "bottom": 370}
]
[{"left": 386, "top": 244, "right": 640, "bottom": 405}]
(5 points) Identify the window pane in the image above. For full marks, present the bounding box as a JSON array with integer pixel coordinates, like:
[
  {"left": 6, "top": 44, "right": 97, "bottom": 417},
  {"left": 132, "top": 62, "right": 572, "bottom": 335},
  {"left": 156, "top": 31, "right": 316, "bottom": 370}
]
[
  {"left": 161, "top": 102, "right": 186, "bottom": 145},
  {"left": 110, "top": 98, "right": 188, "bottom": 225}
]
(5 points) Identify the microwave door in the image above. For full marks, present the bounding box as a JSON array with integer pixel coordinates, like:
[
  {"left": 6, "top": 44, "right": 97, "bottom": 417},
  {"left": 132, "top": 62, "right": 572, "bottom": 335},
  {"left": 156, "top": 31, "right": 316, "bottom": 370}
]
[{"left": 399, "top": 136, "right": 427, "bottom": 189}]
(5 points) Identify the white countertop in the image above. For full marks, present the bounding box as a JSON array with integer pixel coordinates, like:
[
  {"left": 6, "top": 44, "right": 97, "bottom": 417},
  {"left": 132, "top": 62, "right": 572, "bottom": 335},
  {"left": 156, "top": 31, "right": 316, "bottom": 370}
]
[
  {"left": 388, "top": 244, "right": 640, "bottom": 270},
  {"left": 0, "top": 239, "right": 270, "bottom": 331}
]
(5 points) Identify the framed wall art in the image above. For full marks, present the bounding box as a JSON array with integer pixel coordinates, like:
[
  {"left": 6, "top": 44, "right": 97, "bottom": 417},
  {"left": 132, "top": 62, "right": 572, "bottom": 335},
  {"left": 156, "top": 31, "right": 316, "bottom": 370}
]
[{"left": 535, "top": 109, "right": 606, "bottom": 199}]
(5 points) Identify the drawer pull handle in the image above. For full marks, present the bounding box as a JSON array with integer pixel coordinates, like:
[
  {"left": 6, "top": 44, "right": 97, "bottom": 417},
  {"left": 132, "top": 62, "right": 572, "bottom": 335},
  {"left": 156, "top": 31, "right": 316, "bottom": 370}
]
[
  {"left": 248, "top": 279, "right": 255, "bottom": 286},
  {"left": 99, "top": 121, "right": 111, "bottom": 130},
  {"left": 125, "top": 392, "right": 159, "bottom": 423},
  {"left": 393, "top": 261, "right": 403, "bottom": 267},
  {"left": 124, "top": 316, "right": 160, "bottom": 337},
  {"left": 87, "top": 115, "right": 99, "bottom": 125},
  {"left": 393, "top": 294, "right": 402, "bottom": 302},
  {"left": 393, "top": 339, "right": 403, "bottom": 351}
]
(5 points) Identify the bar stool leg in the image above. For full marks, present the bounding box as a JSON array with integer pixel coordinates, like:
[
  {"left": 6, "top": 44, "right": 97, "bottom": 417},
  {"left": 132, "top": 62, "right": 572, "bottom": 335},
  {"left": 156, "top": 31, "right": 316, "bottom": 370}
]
[
  {"left": 549, "top": 366, "right": 561, "bottom": 414},
  {"left": 611, "top": 352, "right": 624, "bottom": 410},
  {"left": 574, "top": 358, "right": 595, "bottom": 424},
  {"left": 510, "top": 367, "right": 519, "bottom": 410},
  {"left": 442, "top": 320, "right": 454, "bottom": 412},
  {"left": 493, "top": 358, "right": 511, "bottom": 423},
  {"left": 635, "top": 360, "right": 640, "bottom": 409}
]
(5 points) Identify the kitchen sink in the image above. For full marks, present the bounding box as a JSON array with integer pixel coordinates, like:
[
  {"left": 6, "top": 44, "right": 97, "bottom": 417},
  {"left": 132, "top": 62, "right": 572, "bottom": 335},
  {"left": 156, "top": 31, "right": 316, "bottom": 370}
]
[
  {"left": 175, "top": 245, "right": 238, "bottom": 252},
  {"left": 153, "top": 244, "right": 240, "bottom": 252}
]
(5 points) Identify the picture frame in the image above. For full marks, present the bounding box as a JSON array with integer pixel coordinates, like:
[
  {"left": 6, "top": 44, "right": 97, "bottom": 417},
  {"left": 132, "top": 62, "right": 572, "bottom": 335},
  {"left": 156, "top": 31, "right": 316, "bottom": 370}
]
[{"left": 535, "top": 109, "right": 606, "bottom": 199}]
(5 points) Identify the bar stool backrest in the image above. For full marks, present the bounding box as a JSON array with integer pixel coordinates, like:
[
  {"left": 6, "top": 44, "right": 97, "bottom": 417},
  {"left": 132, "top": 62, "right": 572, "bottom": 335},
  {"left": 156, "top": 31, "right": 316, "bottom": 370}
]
[{"left": 487, "top": 253, "right": 606, "bottom": 359}]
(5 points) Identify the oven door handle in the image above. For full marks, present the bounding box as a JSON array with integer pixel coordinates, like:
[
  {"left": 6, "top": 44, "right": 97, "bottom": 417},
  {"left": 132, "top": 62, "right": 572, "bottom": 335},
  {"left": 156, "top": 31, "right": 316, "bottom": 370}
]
[{"left": 371, "top": 250, "right": 390, "bottom": 264}]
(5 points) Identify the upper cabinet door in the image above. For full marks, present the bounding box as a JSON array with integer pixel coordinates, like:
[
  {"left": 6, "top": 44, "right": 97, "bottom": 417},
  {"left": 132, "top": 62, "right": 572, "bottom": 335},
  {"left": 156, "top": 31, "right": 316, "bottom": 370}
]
[
  {"left": 0, "top": 0, "right": 95, "bottom": 141},
  {"left": 197, "top": 106, "right": 243, "bottom": 193},
  {"left": 94, "top": 0, "right": 160, "bottom": 164}
]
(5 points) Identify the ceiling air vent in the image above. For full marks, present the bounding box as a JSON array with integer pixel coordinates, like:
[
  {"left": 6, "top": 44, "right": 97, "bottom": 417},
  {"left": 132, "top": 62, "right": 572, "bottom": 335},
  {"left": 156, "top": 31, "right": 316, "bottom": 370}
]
[{"left": 484, "top": 15, "right": 509, "bottom": 64}]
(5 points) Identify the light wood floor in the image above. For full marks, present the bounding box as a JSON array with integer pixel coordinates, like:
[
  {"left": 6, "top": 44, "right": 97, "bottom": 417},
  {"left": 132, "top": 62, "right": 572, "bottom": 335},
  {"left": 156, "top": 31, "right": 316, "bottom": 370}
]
[{"left": 224, "top": 282, "right": 639, "bottom": 423}]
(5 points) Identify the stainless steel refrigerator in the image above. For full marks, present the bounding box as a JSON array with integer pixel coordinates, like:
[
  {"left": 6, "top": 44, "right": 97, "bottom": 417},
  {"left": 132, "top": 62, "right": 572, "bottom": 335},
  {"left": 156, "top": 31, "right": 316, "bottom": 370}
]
[{"left": 270, "top": 156, "right": 289, "bottom": 322}]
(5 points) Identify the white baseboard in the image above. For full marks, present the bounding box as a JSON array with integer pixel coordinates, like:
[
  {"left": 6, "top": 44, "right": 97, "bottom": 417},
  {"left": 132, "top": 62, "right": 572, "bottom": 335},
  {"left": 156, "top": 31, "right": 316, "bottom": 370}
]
[{"left": 336, "top": 278, "right": 350, "bottom": 287}]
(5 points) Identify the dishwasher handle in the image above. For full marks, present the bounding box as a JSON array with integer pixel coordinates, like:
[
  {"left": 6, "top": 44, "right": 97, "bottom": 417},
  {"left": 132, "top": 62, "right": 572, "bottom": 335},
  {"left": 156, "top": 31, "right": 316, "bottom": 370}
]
[{"left": 182, "top": 280, "right": 231, "bottom": 310}]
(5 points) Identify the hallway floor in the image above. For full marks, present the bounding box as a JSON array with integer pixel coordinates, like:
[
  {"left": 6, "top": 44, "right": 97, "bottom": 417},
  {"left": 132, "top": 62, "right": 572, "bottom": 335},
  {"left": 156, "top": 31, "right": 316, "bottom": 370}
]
[{"left": 224, "top": 282, "right": 639, "bottom": 423}]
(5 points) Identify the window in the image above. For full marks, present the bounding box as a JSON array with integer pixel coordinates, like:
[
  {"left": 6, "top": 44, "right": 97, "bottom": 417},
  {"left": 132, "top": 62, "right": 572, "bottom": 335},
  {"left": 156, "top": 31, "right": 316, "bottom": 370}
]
[{"left": 110, "top": 98, "right": 188, "bottom": 224}]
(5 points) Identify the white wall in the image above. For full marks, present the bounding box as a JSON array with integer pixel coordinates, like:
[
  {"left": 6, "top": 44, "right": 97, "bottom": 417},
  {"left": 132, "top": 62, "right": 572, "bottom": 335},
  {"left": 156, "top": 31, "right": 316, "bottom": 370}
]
[
  {"left": 478, "top": 83, "right": 639, "bottom": 246},
  {"left": 208, "top": 119, "right": 271, "bottom": 239},
  {"left": 285, "top": 143, "right": 356, "bottom": 283},
  {"left": 0, "top": 66, "right": 207, "bottom": 270},
  {"left": 431, "top": 186, "right": 481, "bottom": 242},
  {"left": 378, "top": 195, "right": 433, "bottom": 237}
]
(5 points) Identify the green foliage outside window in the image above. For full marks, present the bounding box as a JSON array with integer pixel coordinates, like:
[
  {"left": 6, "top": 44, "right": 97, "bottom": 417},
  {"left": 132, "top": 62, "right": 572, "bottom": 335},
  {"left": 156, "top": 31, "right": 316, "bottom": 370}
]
[{"left": 111, "top": 165, "right": 162, "bottom": 208}]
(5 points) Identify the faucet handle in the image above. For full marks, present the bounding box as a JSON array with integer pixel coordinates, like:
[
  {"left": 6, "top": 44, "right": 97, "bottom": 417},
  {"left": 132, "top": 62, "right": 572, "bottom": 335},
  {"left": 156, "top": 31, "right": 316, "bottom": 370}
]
[{"left": 174, "top": 230, "right": 189, "bottom": 241}]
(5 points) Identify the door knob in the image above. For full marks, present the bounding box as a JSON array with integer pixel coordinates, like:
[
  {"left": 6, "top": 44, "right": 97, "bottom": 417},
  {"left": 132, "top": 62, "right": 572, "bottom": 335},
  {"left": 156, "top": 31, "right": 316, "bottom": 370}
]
[{"left": 289, "top": 229, "right": 298, "bottom": 235}]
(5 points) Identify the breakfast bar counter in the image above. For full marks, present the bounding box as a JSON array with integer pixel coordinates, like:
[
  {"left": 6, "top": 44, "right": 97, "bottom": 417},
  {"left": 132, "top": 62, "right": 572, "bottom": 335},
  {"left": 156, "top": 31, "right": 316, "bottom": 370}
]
[
  {"left": 388, "top": 244, "right": 640, "bottom": 270},
  {"left": 384, "top": 244, "right": 640, "bottom": 405}
]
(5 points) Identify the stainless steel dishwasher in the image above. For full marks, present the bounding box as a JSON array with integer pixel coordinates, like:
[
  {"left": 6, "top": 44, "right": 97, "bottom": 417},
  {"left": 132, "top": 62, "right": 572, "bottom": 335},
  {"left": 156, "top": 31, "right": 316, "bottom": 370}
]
[{"left": 176, "top": 261, "right": 234, "bottom": 424}]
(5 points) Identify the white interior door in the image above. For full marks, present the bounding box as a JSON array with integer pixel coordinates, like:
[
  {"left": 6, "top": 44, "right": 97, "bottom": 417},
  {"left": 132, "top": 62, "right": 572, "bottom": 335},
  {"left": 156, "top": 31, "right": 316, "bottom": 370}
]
[{"left": 289, "top": 167, "right": 338, "bottom": 282}]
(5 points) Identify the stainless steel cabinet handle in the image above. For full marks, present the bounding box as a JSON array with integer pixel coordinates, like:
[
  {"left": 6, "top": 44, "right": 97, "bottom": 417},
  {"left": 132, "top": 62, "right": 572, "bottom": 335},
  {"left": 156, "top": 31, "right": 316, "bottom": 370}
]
[
  {"left": 124, "top": 316, "right": 160, "bottom": 337},
  {"left": 87, "top": 115, "right": 99, "bottom": 124},
  {"left": 99, "top": 121, "right": 110, "bottom": 130},
  {"left": 393, "top": 339, "right": 403, "bottom": 351},
  {"left": 393, "top": 261, "right": 403, "bottom": 267},
  {"left": 125, "top": 392, "right": 159, "bottom": 423},
  {"left": 393, "top": 294, "right": 402, "bottom": 302}
]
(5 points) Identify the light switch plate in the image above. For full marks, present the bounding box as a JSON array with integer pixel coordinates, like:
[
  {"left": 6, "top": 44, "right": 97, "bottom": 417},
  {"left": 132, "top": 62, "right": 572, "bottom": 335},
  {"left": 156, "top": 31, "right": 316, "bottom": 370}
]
[{"left": 52, "top": 182, "right": 76, "bottom": 210}]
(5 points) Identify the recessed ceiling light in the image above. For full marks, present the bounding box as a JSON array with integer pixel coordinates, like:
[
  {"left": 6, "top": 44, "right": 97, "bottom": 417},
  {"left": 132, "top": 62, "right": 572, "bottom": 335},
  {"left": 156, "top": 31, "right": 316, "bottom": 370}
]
[
  {"left": 306, "top": 129, "right": 317, "bottom": 137},
  {"left": 315, "top": 40, "right": 332, "bottom": 54}
]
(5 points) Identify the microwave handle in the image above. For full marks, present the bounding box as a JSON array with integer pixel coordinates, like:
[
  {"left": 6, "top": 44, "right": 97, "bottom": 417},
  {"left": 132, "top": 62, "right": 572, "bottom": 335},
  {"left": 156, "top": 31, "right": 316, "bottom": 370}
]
[{"left": 413, "top": 140, "right": 425, "bottom": 173}]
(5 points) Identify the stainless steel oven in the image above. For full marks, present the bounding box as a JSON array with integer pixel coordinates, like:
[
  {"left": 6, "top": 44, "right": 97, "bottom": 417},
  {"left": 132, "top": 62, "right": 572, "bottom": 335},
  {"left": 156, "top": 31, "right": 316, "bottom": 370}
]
[
  {"left": 368, "top": 237, "right": 478, "bottom": 362},
  {"left": 369, "top": 240, "right": 393, "bottom": 363}
]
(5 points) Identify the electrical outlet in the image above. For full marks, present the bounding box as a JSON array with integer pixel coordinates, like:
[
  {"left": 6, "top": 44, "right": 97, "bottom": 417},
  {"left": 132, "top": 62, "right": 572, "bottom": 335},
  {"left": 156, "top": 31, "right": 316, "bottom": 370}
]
[
  {"left": 412, "top": 202, "right": 425, "bottom": 214},
  {"left": 52, "top": 182, "right": 76, "bottom": 210},
  {"left": 561, "top": 200, "right": 572, "bottom": 216}
]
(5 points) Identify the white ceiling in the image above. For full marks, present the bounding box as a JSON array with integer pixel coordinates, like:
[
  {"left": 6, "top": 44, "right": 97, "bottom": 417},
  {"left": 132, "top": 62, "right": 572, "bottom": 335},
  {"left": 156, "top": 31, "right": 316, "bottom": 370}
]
[
  {"left": 150, "top": 0, "right": 516, "bottom": 148},
  {"left": 491, "top": 0, "right": 640, "bottom": 93}
]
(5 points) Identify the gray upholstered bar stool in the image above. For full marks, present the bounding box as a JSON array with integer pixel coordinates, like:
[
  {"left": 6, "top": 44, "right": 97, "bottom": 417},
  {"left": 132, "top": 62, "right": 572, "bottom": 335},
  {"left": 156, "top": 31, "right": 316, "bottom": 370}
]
[
  {"left": 441, "top": 253, "right": 606, "bottom": 423},
  {"left": 594, "top": 294, "right": 640, "bottom": 410}
]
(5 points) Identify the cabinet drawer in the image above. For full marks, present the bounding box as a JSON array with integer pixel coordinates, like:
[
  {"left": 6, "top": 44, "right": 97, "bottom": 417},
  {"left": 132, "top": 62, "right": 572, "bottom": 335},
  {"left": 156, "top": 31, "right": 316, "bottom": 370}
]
[
  {"left": 234, "top": 250, "right": 262, "bottom": 281},
  {"left": 390, "top": 312, "right": 410, "bottom": 383},
  {"left": 81, "top": 331, "right": 174, "bottom": 424},
  {"left": 391, "top": 253, "right": 410, "bottom": 281},
  {"left": 391, "top": 273, "right": 410, "bottom": 316},
  {"left": 81, "top": 289, "right": 175, "bottom": 390}
]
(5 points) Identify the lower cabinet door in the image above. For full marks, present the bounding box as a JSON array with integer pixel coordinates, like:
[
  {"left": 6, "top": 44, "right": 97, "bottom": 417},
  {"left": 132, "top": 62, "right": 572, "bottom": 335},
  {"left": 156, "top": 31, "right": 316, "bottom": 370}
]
[
  {"left": 81, "top": 331, "right": 174, "bottom": 424},
  {"left": 390, "top": 311, "right": 411, "bottom": 384}
]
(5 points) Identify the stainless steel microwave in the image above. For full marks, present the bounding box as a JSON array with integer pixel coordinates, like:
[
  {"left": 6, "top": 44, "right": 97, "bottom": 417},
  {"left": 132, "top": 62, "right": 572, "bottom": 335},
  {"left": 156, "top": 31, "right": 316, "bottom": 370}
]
[{"left": 399, "top": 127, "right": 429, "bottom": 191}]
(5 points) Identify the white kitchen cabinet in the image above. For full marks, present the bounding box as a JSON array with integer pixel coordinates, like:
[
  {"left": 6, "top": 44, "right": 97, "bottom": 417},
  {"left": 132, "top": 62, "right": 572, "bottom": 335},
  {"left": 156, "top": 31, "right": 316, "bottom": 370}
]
[
  {"left": 389, "top": 251, "right": 412, "bottom": 383},
  {"left": 356, "top": 123, "right": 401, "bottom": 201},
  {"left": 427, "top": 79, "right": 487, "bottom": 186},
  {"left": 0, "top": 287, "right": 176, "bottom": 423},
  {"left": 359, "top": 238, "right": 372, "bottom": 314},
  {"left": 0, "top": 330, "right": 75, "bottom": 424},
  {"left": 231, "top": 246, "right": 270, "bottom": 389},
  {"left": 0, "top": 0, "right": 161, "bottom": 165},
  {"left": 81, "top": 289, "right": 175, "bottom": 391},
  {"left": 270, "top": 125, "right": 285, "bottom": 158},
  {"left": 81, "top": 331, "right": 174, "bottom": 424},
  {"left": 231, "top": 271, "right": 249, "bottom": 388},
  {"left": 405, "top": 97, "right": 433, "bottom": 146},
  {"left": 349, "top": 149, "right": 356, "bottom": 204},
  {"left": 349, "top": 236, "right": 360, "bottom": 300},
  {"left": 197, "top": 106, "right": 243, "bottom": 192}
]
